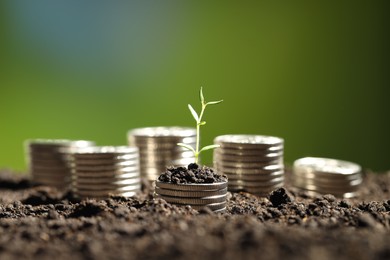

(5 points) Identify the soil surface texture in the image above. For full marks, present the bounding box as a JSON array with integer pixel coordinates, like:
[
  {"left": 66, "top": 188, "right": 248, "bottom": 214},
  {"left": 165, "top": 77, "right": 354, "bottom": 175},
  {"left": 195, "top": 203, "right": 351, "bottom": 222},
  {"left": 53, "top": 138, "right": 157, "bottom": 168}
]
[
  {"left": 158, "top": 163, "right": 227, "bottom": 184},
  {"left": 0, "top": 169, "right": 389, "bottom": 260}
]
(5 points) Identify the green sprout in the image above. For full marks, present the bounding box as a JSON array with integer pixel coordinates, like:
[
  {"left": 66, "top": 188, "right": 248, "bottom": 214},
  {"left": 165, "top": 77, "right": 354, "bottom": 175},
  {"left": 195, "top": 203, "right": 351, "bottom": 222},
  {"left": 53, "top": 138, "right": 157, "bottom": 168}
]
[{"left": 177, "top": 87, "right": 223, "bottom": 164}]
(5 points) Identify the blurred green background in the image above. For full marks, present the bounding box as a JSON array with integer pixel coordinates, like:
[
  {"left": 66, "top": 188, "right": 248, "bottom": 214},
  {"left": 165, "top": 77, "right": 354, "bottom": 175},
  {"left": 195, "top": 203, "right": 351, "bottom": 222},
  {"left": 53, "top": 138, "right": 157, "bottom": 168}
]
[{"left": 0, "top": 1, "right": 389, "bottom": 172}]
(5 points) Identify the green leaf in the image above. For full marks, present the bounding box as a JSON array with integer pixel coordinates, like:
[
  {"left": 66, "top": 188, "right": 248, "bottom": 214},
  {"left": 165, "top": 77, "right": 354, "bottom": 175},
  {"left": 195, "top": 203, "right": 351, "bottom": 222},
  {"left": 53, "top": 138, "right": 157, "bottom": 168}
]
[
  {"left": 206, "top": 100, "right": 223, "bottom": 106},
  {"left": 199, "top": 87, "right": 205, "bottom": 104},
  {"left": 177, "top": 143, "right": 196, "bottom": 154},
  {"left": 188, "top": 104, "right": 199, "bottom": 122},
  {"left": 199, "top": 144, "right": 220, "bottom": 153},
  {"left": 198, "top": 121, "right": 206, "bottom": 126}
]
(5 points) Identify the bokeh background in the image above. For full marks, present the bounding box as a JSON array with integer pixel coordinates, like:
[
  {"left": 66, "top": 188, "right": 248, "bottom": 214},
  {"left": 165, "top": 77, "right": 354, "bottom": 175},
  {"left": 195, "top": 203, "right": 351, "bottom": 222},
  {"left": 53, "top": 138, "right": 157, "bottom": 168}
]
[{"left": 1, "top": 1, "right": 389, "bottom": 172}]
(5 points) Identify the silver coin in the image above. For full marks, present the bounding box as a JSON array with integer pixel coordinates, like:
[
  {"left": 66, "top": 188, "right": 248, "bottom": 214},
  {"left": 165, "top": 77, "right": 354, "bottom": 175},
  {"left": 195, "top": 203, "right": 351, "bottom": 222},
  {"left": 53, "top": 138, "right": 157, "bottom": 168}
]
[
  {"left": 214, "top": 164, "right": 284, "bottom": 175},
  {"left": 214, "top": 151, "right": 283, "bottom": 162},
  {"left": 155, "top": 194, "right": 227, "bottom": 205},
  {"left": 228, "top": 177, "right": 284, "bottom": 187},
  {"left": 291, "top": 179, "right": 360, "bottom": 193},
  {"left": 292, "top": 169, "right": 362, "bottom": 183},
  {"left": 155, "top": 180, "right": 228, "bottom": 191},
  {"left": 155, "top": 187, "right": 227, "bottom": 198},
  {"left": 291, "top": 172, "right": 363, "bottom": 185},
  {"left": 214, "top": 145, "right": 284, "bottom": 155},
  {"left": 27, "top": 152, "right": 66, "bottom": 160},
  {"left": 190, "top": 201, "right": 227, "bottom": 211},
  {"left": 73, "top": 162, "right": 139, "bottom": 172},
  {"left": 75, "top": 171, "right": 140, "bottom": 179},
  {"left": 74, "top": 165, "right": 139, "bottom": 173},
  {"left": 228, "top": 181, "right": 284, "bottom": 192},
  {"left": 32, "top": 175, "right": 70, "bottom": 183},
  {"left": 71, "top": 159, "right": 139, "bottom": 167},
  {"left": 293, "top": 157, "right": 361, "bottom": 176},
  {"left": 75, "top": 175, "right": 140, "bottom": 185},
  {"left": 27, "top": 139, "right": 94, "bottom": 147},
  {"left": 215, "top": 160, "right": 283, "bottom": 169},
  {"left": 128, "top": 127, "right": 196, "bottom": 138},
  {"left": 214, "top": 153, "right": 283, "bottom": 163},
  {"left": 73, "top": 177, "right": 141, "bottom": 186},
  {"left": 72, "top": 153, "right": 139, "bottom": 161},
  {"left": 131, "top": 136, "right": 197, "bottom": 145},
  {"left": 74, "top": 189, "right": 139, "bottom": 198},
  {"left": 28, "top": 158, "right": 67, "bottom": 165},
  {"left": 224, "top": 171, "right": 284, "bottom": 181},
  {"left": 74, "top": 183, "right": 141, "bottom": 192},
  {"left": 71, "top": 146, "right": 138, "bottom": 156},
  {"left": 32, "top": 171, "right": 70, "bottom": 178},
  {"left": 292, "top": 179, "right": 361, "bottom": 192},
  {"left": 214, "top": 135, "right": 284, "bottom": 149}
]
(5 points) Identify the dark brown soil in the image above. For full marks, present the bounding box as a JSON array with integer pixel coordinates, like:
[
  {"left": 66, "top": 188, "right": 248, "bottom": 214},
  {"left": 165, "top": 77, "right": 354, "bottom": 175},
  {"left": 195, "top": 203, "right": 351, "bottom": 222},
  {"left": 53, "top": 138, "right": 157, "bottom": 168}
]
[
  {"left": 0, "top": 169, "right": 389, "bottom": 260},
  {"left": 158, "top": 163, "right": 227, "bottom": 184}
]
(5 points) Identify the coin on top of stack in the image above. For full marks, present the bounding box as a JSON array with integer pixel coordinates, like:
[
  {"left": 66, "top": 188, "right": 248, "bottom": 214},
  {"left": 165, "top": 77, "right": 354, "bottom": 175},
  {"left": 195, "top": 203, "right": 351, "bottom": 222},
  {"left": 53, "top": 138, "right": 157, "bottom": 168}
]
[
  {"left": 69, "top": 146, "right": 141, "bottom": 199},
  {"left": 213, "top": 135, "right": 285, "bottom": 196},
  {"left": 292, "top": 157, "right": 362, "bottom": 198},
  {"left": 155, "top": 180, "right": 228, "bottom": 212},
  {"left": 128, "top": 127, "right": 197, "bottom": 181},
  {"left": 25, "top": 139, "right": 95, "bottom": 190}
]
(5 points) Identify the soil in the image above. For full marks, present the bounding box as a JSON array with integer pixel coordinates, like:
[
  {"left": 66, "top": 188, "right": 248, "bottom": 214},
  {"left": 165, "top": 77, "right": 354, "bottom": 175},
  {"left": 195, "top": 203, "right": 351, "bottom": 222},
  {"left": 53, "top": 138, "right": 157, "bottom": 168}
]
[
  {"left": 158, "top": 163, "right": 227, "bottom": 184},
  {"left": 0, "top": 168, "right": 389, "bottom": 260}
]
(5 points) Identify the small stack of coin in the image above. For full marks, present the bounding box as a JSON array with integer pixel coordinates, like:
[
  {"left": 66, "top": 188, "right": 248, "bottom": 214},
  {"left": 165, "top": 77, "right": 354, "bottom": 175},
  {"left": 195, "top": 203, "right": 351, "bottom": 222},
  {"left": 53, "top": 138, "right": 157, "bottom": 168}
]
[
  {"left": 25, "top": 139, "right": 95, "bottom": 190},
  {"left": 154, "top": 180, "right": 228, "bottom": 212},
  {"left": 292, "top": 157, "right": 362, "bottom": 198},
  {"left": 213, "top": 135, "right": 284, "bottom": 196},
  {"left": 69, "top": 146, "right": 141, "bottom": 199},
  {"left": 128, "top": 127, "right": 197, "bottom": 181}
]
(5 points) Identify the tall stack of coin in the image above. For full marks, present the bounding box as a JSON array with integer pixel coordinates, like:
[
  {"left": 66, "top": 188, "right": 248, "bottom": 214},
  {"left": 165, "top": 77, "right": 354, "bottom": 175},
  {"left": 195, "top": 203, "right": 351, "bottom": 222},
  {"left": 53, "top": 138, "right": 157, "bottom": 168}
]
[
  {"left": 213, "top": 135, "right": 285, "bottom": 196},
  {"left": 69, "top": 146, "right": 141, "bottom": 199},
  {"left": 128, "top": 127, "right": 197, "bottom": 181},
  {"left": 25, "top": 139, "right": 95, "bottom": 190},
  {"left": 292, "top": 157, "right": 362, "bottom": 198},
  {"left": 155, "top": 180, "right": 228, "bottom": 212}
]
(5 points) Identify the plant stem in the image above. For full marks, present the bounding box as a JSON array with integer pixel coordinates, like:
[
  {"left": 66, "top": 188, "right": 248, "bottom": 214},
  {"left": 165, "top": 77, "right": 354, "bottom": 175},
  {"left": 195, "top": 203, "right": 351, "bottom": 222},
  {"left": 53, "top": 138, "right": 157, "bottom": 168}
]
[{"left": 195, "top": 103, "right": 206, "bottom": 164}]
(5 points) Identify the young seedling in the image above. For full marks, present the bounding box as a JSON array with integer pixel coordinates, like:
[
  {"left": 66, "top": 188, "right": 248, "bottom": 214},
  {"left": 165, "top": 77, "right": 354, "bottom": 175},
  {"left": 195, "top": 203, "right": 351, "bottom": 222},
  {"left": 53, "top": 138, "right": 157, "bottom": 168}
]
[{"left": 177, "top": 87, "right": 223, "bottom": 164}]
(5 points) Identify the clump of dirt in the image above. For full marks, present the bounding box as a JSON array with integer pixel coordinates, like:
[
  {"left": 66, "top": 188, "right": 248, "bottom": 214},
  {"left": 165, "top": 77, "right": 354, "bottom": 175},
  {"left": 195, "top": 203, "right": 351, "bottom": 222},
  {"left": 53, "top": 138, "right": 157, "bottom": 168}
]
[
  {"left": 158, "top": 163, "right": 227, "bottom": 184},
  {"left": 0, "top": 169, "right": 389, "bottom": 260}
]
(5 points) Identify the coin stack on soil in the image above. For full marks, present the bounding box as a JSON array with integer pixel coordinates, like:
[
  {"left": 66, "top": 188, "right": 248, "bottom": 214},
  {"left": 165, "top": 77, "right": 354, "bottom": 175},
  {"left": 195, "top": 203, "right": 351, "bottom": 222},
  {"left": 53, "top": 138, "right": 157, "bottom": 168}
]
[
  {"left": 25, "top": 139, "right": 95, "bottom": 190},
  {"left": 155, "top": 180, "right": 228, "bottom": 212},
  {"left": 69, "top": 146, "right": 141, "bottom": 198},
  {"left": 213, "top": 135, "right": 285, "bottom": 196},
  {"left": 128, "top": 127, "right": 197, "bottom": 181},
  {"left": 292, "top": 157, "right": 362, "bottom": 198}
]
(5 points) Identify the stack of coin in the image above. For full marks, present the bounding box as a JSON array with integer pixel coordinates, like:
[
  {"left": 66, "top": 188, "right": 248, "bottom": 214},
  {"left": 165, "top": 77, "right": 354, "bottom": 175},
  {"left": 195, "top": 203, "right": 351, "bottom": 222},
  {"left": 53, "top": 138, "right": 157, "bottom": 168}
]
[
  {"left": 128, "top": 127, "right": 197, "bottom": 181},
  {"left": 292, "top": 157, "right": 362, "bottom": 198},
  {"left": 25, "top": 139, "right": 95, "bottom": 190},
  {"left": 69, "top": 146, "right": 141, "bottom": 199},
  {"left": 155, "top": 180, "right": 228, "bottom": 212},
  {"left": 213, "top": 135, "right": 285, "bottom": 196}
]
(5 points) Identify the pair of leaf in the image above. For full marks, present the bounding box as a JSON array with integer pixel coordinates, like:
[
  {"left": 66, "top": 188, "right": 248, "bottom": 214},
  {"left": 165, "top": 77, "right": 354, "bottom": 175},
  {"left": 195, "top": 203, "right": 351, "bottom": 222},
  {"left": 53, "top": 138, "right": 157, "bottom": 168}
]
[
  {"left": 177, "top": 143, "right": 220, "bottom": 154},
  {"left": 188, "top": 102, "right": 223, "bottom": 123}
]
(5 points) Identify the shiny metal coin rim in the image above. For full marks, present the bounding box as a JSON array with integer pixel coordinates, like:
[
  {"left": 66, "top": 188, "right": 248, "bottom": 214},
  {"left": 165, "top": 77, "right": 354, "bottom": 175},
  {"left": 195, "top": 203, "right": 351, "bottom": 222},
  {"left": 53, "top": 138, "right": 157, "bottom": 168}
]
[
  {"left": 214, "top": 135, "right": 284, "bottom": 148},
  {"left": 128, "top": 127, "right": 196, "bottom": 138},
  {"left": 214, "top": 164, "right": 284, "bottom": 174},
  {"left": 223, "top": 171, "right": 284, "bottom": 181},
  {"left": 155, "top": 194, "right": 227, "bottom": 205},
  {"left": 155, "top": 186, "right": 227, "bottom": 198},
  {"left": 228, "top": 177, "right": 284, "bottom": 188},
  {"left": 215, "top": 160, "right": 283, "bottom": 169},
  {"left": 155, "top": 180, "right": 228, "bottom": 191},
  {"left": 293, "top": 157, "right": 361, "bottom": 176},
  {"left": 73, "top": 184, "right": 141, "bottom": 192},
  {"left": 292, "top": 169, "right": 362, "bottom": 181}
]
